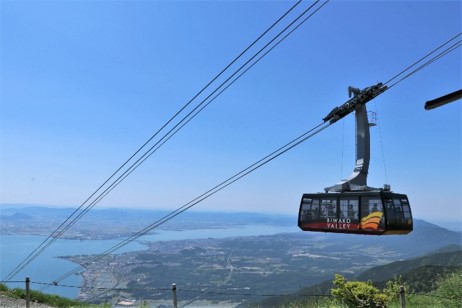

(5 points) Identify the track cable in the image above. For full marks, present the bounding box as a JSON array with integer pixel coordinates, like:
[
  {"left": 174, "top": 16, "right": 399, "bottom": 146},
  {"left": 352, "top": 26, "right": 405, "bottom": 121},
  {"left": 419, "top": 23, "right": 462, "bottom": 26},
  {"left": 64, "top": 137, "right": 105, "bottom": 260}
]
[
  {"left": 2, "top": 0, "right": 328, "bottom": 282},
  {"left": 4, "top": 10, "right": 460, "bottom": 296},
  {"left": 48, "top": 31, "right": 462, "bottom": 287}
]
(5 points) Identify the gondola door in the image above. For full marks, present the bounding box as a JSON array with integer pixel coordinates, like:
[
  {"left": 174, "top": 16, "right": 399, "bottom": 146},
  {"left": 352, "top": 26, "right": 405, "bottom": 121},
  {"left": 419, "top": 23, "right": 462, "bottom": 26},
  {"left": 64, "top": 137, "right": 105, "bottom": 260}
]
[{"left": 338, "top": 198, "right": 360, "bottom": 231}]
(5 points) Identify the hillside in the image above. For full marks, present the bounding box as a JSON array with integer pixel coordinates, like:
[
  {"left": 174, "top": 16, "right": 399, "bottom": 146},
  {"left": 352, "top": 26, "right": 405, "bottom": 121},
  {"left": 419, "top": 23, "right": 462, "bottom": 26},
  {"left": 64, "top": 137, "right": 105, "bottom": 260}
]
[
  {"left": 374, "top": 265, "right": 462, "bottom": 293},
  {"left": 254, "top": 245, "right": 462, "bottom": 307},
  {"left": 0, "top": 283, "right": 106, "bottom": 308},
  {"left": 356, "top": 246, "right": 462, "bottom": 282}
]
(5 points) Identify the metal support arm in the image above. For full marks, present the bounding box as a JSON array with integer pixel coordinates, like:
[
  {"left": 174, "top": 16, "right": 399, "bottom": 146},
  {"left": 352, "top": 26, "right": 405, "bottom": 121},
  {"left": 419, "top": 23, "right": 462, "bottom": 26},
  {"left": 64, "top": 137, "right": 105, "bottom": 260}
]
[
  {"left": 323, "top": 83, "right": 387, "bottom": 193},
  {"left": 323, "top": 82, "right": 387, "bottom": 124}
]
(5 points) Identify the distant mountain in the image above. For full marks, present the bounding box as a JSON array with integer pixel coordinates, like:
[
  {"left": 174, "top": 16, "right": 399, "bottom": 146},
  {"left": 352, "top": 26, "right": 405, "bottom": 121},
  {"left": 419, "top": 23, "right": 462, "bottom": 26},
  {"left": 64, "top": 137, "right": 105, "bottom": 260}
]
[
  {"left": 0, "top": 212, "right": 33, "bottom": 220},
  {"left": 0, "top": 205, "right": 76, "bottom": 218},
  {"left": 0, "top": 204, "right": 295, "bottom": 229},
  {"left": 1, "top": 204, "right": 460, "bottom": 245},
  {"left": 0, "top": 204, "right": 296, "bottom": 239}
]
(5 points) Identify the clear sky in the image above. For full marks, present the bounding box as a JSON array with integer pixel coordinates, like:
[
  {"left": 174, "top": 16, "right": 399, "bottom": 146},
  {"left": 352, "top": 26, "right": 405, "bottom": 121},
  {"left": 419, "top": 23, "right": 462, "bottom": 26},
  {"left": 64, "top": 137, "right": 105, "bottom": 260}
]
[{"left": 1, "top": 0, "right": 461, "bottom": 224}]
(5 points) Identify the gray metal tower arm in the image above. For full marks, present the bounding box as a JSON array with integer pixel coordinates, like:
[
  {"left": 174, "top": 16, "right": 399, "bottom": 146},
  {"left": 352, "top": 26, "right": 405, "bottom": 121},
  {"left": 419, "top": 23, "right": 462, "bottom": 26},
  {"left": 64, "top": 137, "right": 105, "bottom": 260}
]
[
  {"left": 323, "top": 83, "right": 387, "bottom": 193},
  {"left": 323, "top": 82, "right": 387, "bottom": 124}
]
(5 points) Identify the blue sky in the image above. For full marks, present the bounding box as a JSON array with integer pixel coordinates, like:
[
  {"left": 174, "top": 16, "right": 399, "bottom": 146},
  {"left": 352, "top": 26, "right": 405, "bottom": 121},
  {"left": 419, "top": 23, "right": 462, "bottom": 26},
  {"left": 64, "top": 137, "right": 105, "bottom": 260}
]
[{"left": 0, "top": 0, "right": 461, "bottom": 224}]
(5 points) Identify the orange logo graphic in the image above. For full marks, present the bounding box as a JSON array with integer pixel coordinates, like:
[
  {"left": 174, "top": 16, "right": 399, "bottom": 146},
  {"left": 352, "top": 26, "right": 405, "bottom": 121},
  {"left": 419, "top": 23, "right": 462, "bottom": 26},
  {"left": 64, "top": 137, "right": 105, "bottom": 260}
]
[{"left": 360, "top": 212, "right": 383, "bottom": 230}]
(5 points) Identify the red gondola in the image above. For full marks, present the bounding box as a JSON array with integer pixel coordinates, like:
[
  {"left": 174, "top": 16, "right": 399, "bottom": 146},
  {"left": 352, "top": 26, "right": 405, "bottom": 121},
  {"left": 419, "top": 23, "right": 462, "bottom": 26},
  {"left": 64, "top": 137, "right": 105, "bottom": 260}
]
[{"left": 298, "top": 192, "right": 412, "bottom": 235}]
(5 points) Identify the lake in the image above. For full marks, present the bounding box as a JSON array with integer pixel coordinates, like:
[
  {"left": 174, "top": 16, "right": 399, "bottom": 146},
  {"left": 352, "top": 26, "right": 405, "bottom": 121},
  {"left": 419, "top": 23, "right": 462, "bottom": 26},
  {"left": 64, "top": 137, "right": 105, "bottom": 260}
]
[{"left": 0, "top": 225, "right": 299, "bottom": 298}]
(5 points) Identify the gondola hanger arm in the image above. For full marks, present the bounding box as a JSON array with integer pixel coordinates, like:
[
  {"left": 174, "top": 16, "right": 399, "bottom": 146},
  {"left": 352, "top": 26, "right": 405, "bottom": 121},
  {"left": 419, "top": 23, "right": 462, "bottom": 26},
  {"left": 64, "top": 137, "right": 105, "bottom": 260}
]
[
  {"left": 323, "top": 82, "right": 388, "bottom": 124},
  {"left": 322, "top": 82, "right": 388, "bottom": 193}
]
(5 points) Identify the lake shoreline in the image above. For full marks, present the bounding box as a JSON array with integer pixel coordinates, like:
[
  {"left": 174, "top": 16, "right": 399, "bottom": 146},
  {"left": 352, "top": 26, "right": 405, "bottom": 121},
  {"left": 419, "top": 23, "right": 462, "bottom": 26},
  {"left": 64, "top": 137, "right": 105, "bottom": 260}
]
[{"left": 1, "top": 225, "right": 299, "bottom": 299}]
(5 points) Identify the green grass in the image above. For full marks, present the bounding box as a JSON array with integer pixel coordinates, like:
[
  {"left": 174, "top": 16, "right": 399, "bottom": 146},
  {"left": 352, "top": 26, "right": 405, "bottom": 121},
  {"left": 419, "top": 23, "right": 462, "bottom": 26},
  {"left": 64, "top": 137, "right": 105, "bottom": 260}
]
[
  {"left": 386, "top": 294, "right": 461, "bottom": 308},
  {"left": 0, "top": 283, "right": 110, "bottom": 308}
]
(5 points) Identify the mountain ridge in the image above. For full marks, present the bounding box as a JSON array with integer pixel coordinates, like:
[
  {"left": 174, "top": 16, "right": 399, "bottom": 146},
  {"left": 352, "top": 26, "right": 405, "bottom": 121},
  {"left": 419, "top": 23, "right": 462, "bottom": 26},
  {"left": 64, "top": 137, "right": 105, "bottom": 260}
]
[{"left": 254, "top": 245, "right": 462, "bottom": 307}]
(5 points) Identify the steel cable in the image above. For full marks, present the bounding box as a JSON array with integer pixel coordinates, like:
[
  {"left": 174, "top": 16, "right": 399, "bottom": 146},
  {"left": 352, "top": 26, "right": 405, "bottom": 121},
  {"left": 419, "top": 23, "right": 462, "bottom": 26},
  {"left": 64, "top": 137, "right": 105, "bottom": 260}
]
[
  {"left": 51, "top": 121, "right": 330, "bottom": 283},
  {"left": 6, "top": 4, "right": 458, "bottom": 296},
  {"left": 52, "top": 30, "right": 461, "bottom": 286},
  {"left": 384, "top": 32, "right": 461, "bottom": 88},
  {"left": 2, "top": 0, "right": 326, "bottom": 282},
  {"left": 44, "top": 30, "right": 460, "bottom": 287}
]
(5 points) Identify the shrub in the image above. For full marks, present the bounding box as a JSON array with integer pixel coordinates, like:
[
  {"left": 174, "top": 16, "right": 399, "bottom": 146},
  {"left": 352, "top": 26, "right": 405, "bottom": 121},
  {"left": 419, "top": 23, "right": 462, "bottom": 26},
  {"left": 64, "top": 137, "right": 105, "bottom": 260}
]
[
  {"left": 432, "top": 270, "right": 462, "bottom": 308},
  {"left": 383, "top": 275, "right": 410, "bottom": 302},
  {"left": 0, "top": 283, "right": 9, "bottom": 292},
  {"left": 331, "top": 274, "right": 387, "bottom": 308}
]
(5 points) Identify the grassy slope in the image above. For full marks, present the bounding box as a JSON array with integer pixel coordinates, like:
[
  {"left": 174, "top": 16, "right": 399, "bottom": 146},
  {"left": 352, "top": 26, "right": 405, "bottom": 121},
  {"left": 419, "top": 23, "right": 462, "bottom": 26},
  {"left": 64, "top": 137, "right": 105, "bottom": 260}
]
[{"left": 0, "top": 284, "right": 109, "bottom": 308}]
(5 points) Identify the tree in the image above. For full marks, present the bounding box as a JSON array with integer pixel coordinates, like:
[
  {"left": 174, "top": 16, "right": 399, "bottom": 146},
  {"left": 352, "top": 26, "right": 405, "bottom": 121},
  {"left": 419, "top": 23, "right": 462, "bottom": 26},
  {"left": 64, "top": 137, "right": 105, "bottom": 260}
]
[
  {"left": 331, "top": 274, "right": 388, "bottom": 308},
  {"left": 433, "top": 270, "right": 462, "bottom": 308}
]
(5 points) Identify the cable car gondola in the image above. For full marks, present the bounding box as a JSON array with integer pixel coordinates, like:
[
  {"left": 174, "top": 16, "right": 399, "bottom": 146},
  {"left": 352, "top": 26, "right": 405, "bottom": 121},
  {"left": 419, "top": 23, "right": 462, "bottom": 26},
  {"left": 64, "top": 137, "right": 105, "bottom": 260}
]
[
  {"left": 299, "top": 192, "right": 412, "bottom": 235},
  {"left": 298, "top": 85, "right": 413, "bottom": 235}
]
